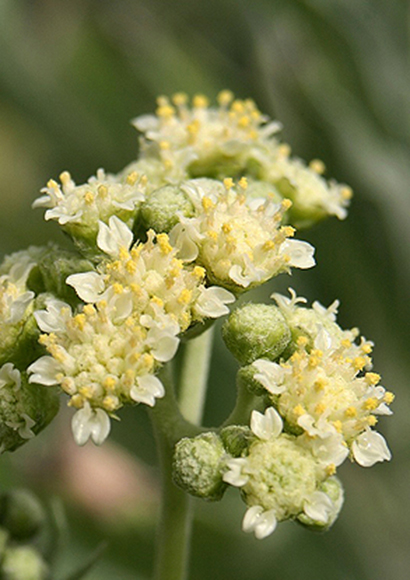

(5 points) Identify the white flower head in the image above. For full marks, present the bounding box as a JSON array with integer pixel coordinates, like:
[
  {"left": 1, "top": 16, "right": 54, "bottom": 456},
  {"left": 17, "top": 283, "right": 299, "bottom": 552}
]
[
  {"left": 169, "top": 180, "right": 315, "bottom": 291},
  {"left": 33, "top": 168, "right": 147, "bottom": 242}
]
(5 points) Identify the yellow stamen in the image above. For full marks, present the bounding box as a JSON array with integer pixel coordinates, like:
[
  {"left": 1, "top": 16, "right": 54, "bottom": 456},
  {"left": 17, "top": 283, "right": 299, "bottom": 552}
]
[
  {"left": 192, "top": 94, "right": 209, "bottom": 108},
  {"left": 223, "top": 178, "right": 234, "bottom": 191},
  {"left": 178, "top": 289, "right": 192, "bottom": 304},
  {"left": 384, "top": 392, "right": 395, "bottom": 404},
  {"left": 365, "top": 372, "right": 380, "bottom": 385},
  {"left": 345, "top": 406, "right": 357, "bottom": 418},
  {"left": 157, "top": 233, "right": 173, "bottom": 254},
  {"left": 217, "top": 90, "right": 234, "bottom": 106},
  {"left": 325, "top": 464, "right": 336, "bottom": 476},
  {"left": 126, "top": 171, "right": 139, "bottom": 186},
  {"left": 172, "top": 92, "right": 188, "bottom": 106},
  {"left": 202, "top": 196, "right": 215, "bottom": 211},
  {"left": 309, "top": 159, "right": 326, "bottom": 174},
  {"left": 293, "top": 404, "right": 306, "bottom": 417}
]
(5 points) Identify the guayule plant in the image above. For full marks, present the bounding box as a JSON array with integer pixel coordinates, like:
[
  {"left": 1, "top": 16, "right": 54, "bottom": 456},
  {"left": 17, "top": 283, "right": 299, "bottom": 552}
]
[{"left": 0, "top": 92, "right": 393, "bottom": 580}]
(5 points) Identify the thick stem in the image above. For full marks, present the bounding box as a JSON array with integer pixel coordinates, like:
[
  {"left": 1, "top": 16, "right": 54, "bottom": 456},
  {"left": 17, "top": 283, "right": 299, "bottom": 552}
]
[
  {"left": 150, "top": 329, "right": 215, "bottom": 580},
  {"left": 152, "top": 424, "right": 193, "bottom": 580},
  {"left": 178, "top": 326, "right": 214, "bottom": 425},
  {"left": 222, "top": 381, "right": 259, "bottom": 427}
]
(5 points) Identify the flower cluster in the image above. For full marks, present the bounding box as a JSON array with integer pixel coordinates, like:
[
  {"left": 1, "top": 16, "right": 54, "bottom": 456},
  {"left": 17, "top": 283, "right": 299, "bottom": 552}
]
[
  {"left": 133, "top": 92, "right": 352, "bottom": 227},
  {"left": 28, "top": 217, "right": 234, "bottom": 445},
  {"left": 168, "top": 178, "right": 315, "bottom": 290}
]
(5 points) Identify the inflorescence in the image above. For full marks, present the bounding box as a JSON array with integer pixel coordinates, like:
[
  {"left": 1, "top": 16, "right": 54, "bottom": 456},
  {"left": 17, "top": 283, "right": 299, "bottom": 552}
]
[{"left": 0, "top": 92, "right": 392, "bottom": 540}]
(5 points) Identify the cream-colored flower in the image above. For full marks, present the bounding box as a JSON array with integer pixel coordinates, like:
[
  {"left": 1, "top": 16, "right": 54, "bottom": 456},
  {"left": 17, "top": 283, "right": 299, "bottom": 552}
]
[
  {"left": 28, "top": 218, "right": 234, "bottom": 444},
  {"left": 33, "top": 168, "right": 147, "bottom": 243},
  {"left": 169, "top": 180, "right": 315, "bottom": 290}
]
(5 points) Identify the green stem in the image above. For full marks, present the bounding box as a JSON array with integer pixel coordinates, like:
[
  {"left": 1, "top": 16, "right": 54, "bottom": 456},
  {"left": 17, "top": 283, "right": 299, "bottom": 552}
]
[
  {"left": 150, "top": 329, "right": 215, "bottom": 580},
  {"left": 178, "top": 326, "right": 214, "bottom": 425},
  {"left": 222, "top": 381, "right": 258, "bottom": 427}
]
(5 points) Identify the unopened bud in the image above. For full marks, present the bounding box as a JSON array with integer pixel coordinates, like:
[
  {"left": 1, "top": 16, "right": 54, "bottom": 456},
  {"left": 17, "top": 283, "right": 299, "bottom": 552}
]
[
  {"left": 220, "top": 425, "right": 253, "bottom": 457},
  {"left": 173, "top": 432, "right": 227, "bottom": 501},
  {"left": 1, "top": 546, "right": 49, "bottom": 580},
  {"left": 140, "top": 184, "right": 195, "bottom": 233},
  {"left": 222, "top": 304, "right": 291, "bottom": 365},
  {"left": 0, "top": 490, "right": 46, "bottom": 540},
  {"left": 297, "top": 476, "right": 344, "bottom": 531}
]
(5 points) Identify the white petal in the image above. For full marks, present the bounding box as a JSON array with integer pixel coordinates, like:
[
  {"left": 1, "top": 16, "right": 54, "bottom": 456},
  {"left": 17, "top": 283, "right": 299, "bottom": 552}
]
[
  {"left": 280, "top": 239, "right": 315, "bottom": 269},
  {"left": 66, "top": 272, "right": 105, "bottom": 303},
  {"left": 71, "top": 405, "right": 111, "bottom": 446},
  {"left": 130, "top": 375, "right": 165, "bottom": 406},
  {"left": 304, "top": 491, "right": 334, "bottom": 524},
  {"left": 97, "top": 216, "right": 133, "bottom": 256},
  {"left": 194, "top": 286, "right": 235, "bottom": 318},
  {"left": 352, "top": 430, "right": 392, "bottom": 467},
  {"left": 0, "top": 363, "right": 21, "bottom": 389},
  {"left": 250, "top": 407, "right": 283, "bottom": 440},
  {"left": 242, "top": 506, "right": 277, "bottom": 539},
  {"left": 252, "top": 359, "right": 285, "bottom": 394},
  {"left": 28, "top": 356, "right": 62, "bottom": 386},
  {"left": 8, "top": 292, "right": 35, "bottom": 324},
  {"left": 150, "top": 333, "right": 180, "bottom": 363},
  {"left": 222, "top": 458, "right": 249, "bottom": 487}
]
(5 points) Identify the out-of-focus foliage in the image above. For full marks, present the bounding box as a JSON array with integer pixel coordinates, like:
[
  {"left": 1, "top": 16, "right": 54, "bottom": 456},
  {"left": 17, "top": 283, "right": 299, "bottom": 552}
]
[{"left": 0, "top": 0, "right": 409, "bottom": 578}]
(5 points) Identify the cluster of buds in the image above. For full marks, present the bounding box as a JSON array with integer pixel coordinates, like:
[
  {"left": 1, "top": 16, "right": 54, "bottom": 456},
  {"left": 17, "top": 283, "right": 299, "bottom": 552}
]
[
  {"left": 0, "top": 92, "right": 393, "bottom": 542},
  {"left": 172, "top": 290, "right": 393, "bottom": 538}
]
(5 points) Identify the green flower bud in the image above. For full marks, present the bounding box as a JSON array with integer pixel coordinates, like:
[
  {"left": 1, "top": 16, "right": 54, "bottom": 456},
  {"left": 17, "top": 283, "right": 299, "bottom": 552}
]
[
  {"left": 222, "top": 304, "right": 291, "bottom": 365},
  {"left": 140, "top": 184, "right": 195, "bottom": 234},
  {"left": 1, "top": 546, "right": 49, "bottom": 580},
  {"left": 297, "top": 477, "right": 344, "bottom": 531},
  {"left": 236, "top": 365, "right": 267, "bottom": 397},
  {"left": 173, "top": 433, "right": 227, "bottom": 501},
  {"left": 0, "top": 366, "right": 59, "bottom": 453},
  {"left": 0, "top": 490, "right": 46, "bottom": 541},
  {"left": 26, "top": 246, "right": 94, "bottom": 307},
  {"left": 220, "top": 425, "right": 253, "bottom": 457}
]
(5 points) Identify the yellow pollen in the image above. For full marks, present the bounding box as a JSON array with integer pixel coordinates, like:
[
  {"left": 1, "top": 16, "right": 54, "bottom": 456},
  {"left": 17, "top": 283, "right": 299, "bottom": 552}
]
[
  {"left": 345, "top": 406, "right": 358, "bottom": 418},
  {"left": 278, "top": 144, "right": 291, "bottom": 157},
  {"left": 83, "top": 304, "right": 95, "bottom": 316},
  {"left": 178, "top": 289, "right": 192, "bottom": 304},
  {"left": 384, "top": 392, "right": 395, "bottom": 404},
  {"left": 281, "top": 198, "right": 292, "bottom": 211},
  {"left": 125, "top": 317, "right": 134, "bottom": 327},
  {"left": 238, "top": 115, "right": 250, "bottom": 128},
  {"left": 238, "top": 177, "right": 248, "bottom": 189},
  {"left": 131, "top": 247, "right": 141, "bottom": 260},
  {"left": 293, "top": 404, "right": 306, "bottom": 417},
  {"left": 222, "top": 223, "right": 232, "bottom": 234},
  {"left": 73, "top": 314, "right": 86, "bottom": 330},
  {"left": 309, "top": 159, "right": 326, "bottom": 174},
  {"left": 333, "top": 420, "right": 343, "bottom": 433},
  {"left": 248, "top": 129, "right": 258, "bottom": 140},
  {"left": 193, "top": 266, "right": 206, "bottom": 279},
  {"left": 315, "top": 403, "right": 326, "bottom": 415},
  {"left": 126, "top": 260, "right": 137, "bottom": 274},
  {"left": 103, "top": 396, "right": 118, "bottom": 412},
  {"left": 187, "top": 120, "right": 200, "bottom": 135},
  {"left": 156, "top": 105, "right": 175, "bottom": 118},
  {"left": 341, "top": 186, "right": 353, "bottom": 200},
  {"left": 314, "top": 377, "right": 328, "bottom": 391},
  {"left": 140, "top": 175, "right": 148, "bottom": 187},
  {"left": 151, "top": 296, "right": 164, "bottom": 308},
  {"left": 126, "top": 171, "right": 139, "bottom": 186},
  {"left": 103, "top": 376, "right": 117, "bottom": 390},
  {"left": 141, "top": 353, "right": 154, "bottom": 371},
  {"left": 56, "top": 373, "right": 65, "bottom": 383},
  {"left": 262, "top": 240, "right": 275, "bottom": 251},
  {"left": 353, "top": 356, "right": 367, "bottom": 370},
  {"left": 172, "top": 92, "right": 188, "bottom": 106},
  {"left": 159, "top": 141, "right": 170, "bottom": 150},
  {"left": 361, "top": 343, "right": 373, "bottom": 354},
  {"left": 231, "top": 100, "right": 245, "bottom": 114},
  {"left": 98, "top": 300, "right": 107, "bottom": 310},
  {"left": 326, "top": 464, "right": 337, "bottom": 476},
  {"left": 367, "top": 415, "right": 378, "bottom": 426},
  {"left": 202, "top": 196, "right": 215, "bottom": 211},
  {"left": 130, "top": 283, "right": 141, "bottom": 294},
  {"left": 223, "top": 178, "right": 234, "bottom": 191},
  {"left": 217, "top": 90, "right": 234, "bottom": 106},
  {"left": 157, "top": 233, "right": 173, "bottom": 254},
  {"left": 97, "top": 184, "right": 108, "bottom": 198},
  {"left": 78, "top": 386, "right": 94, "bottom": 399},
  {"left": 282, "top": 226, "right": 295, "bottom": 237},
  {"left": 207, "top": 230, "right": 218, "bottom": 241},
  {"left": 47, "top": 179, "right": 59, "bottom": 190},
  {"left": 112, "top": 283, "right": 124, "bottom": 294},
  {"left": 123, "top": 369, "right": 135, "bottom": 387},
  {"left": 341, "top": 338, "right": 351, "bottom": 348},
  {"left": 69, "top": 395, "right": 83, "bottom": 409},
  {"left": 363, "top": 398, "right": 378, "bottom": 411},
  {"left": 59, "top": 171, "right": 71, "bottom": 185},
  {"left": 193, "top": 94, "right": 209, "bottom": 108},
  {"left": 296, "top": 336, "right": 309, "bottom": 348}
]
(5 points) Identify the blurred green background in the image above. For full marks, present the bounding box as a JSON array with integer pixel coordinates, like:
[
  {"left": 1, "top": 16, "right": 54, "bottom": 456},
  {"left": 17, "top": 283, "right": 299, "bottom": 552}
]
[{"left": 1, "top": 0, "right": 409, "bottom": 578}]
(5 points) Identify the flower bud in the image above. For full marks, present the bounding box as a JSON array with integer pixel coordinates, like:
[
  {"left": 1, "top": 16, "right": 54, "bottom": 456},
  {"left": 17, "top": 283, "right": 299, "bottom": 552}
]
[
  {"left": 173, "top": 433, "right": 227, "bottom": 501},
  {"left": 222, "top": 304, "right": 291, "bottom": 365},
  {"left": 0, "top": 365, "right": 59, "bottom": 453},
  {"left": 220, "top": 425, "right": 253, "bottom": 457},
  {"left": 236, "top": 365, "right": 268, "bottom": 397},
  {"left": 1, "top": 546, "right": 49, "bottom": 580},
  {"left": 0, "top": 490, "right": 46, "bottom": 540},
  {"left": 140, "top": 184, "right": 195, "bottom": 234}
]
